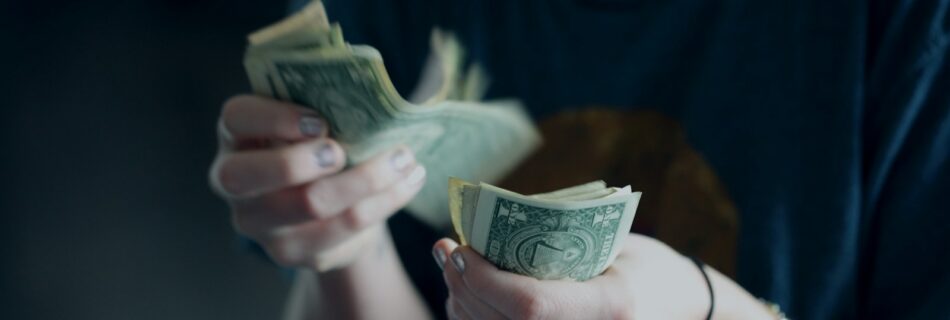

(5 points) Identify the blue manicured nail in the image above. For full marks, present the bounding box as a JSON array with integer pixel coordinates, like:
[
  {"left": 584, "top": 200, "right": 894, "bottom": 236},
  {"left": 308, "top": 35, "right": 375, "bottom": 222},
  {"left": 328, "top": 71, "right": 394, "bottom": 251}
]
[
  {"left": 433, "top": 248, "right": 446, "bottom": 271},
  {"left": 451, "top": 251, "right": 465, "bottom": 273},
  {"left": 315, "top": 143, "right": 336, "bottom": 167},
  {"left": 300, "top": 116, "right": 324, "bottom": 137}
]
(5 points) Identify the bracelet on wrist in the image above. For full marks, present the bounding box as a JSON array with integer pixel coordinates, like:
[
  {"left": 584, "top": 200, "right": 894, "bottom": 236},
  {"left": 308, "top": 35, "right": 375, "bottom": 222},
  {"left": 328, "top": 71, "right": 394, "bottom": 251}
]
[{"left": 688, "top": 256, "right": 714, "bottom": 320}]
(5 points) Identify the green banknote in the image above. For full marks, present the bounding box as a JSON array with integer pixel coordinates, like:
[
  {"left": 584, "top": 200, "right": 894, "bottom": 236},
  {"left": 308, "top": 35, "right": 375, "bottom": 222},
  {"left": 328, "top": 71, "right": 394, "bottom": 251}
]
[
  {"left": 450, "top": 178, "right": 641, "bottom": 281},
  {"left": 243, "top": 1, "right": 540, "bottom": 230}
]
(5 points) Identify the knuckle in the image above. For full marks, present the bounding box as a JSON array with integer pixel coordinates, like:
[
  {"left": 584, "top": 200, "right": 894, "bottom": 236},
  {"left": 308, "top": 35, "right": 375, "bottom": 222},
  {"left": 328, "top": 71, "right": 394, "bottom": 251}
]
[
  {"left": 610, "top": 303, "right": 634, "bottom": 320},
  {"left": 220, "top": 95, "right": 253, "bottom": 128},
  {"left": 304, "top": 181, "right": 335, "bottom": 217},
  {"left": 271, "top": 149, "right": 301, "bottom": 185},
  {"left": 342, "top": 207, "right": 370, "bottom": 230},
  {"left": 230, "top": 212, "right": 253, "bottom": 236},
  {"left": 222, "top": 95, "right": 254, "bottom": 115},
  {"left": 353, "top": 165, "right": 385, "bottom": 192},
  {"left": 213, "top": 158, "right": 246, "bottom": 196},
  {"left": 263, "top": 237, "right": 300, "bottom": 267},
  {"left": 514, "top": 290, "right": 551, "bottom": 320},
  {"left": 295, "top": 187, "right": 322, "bottom": 217}
]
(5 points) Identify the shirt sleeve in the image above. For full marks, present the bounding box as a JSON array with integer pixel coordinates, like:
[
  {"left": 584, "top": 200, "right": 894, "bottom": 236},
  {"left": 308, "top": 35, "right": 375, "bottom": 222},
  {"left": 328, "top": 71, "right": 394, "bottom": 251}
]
[{"left": 861, "top": 0, "right": 950, "bottom": 317}]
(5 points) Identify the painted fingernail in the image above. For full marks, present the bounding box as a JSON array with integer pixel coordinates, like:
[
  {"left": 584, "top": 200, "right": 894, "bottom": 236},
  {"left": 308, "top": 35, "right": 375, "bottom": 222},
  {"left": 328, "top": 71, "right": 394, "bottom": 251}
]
[
  {"left": 406, "top": 166, "right": 426, "bottom": 185},
  {"left": 389, "top": 148, "right": 414, "bottom": 172},
  {"left": 432, "top": 247, "right": 446, "bottom": 271},
  {"left": 315, "top": 143, "right": 336, "bottom": 167},
  {"left": 451, "top": 251, "right": 465, "bottom": 273},
  {"left": 299, "top": 115, "right": 325, "bottom": 137}
]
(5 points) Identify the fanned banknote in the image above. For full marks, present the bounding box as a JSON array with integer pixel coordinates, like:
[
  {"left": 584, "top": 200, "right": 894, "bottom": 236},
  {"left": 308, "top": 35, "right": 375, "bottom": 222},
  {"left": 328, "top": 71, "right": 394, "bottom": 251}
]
[
  {"left": 243, "top": 1, "right": 541, "bottom": 230},
  {"left": 449, "top": 178, "right": 642, "bottom": 281}
]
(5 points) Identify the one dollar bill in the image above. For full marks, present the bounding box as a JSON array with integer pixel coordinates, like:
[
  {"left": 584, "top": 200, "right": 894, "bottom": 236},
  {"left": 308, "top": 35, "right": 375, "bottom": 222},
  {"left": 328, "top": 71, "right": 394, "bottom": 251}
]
[{"left": 450, "top": 178, "right": 642, "bottom": 281}]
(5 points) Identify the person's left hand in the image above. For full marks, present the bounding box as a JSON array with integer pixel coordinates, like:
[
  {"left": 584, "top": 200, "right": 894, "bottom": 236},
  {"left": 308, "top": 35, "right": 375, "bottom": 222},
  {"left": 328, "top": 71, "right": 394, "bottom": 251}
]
[{"left": 431, "top": 234, "right": 714, "bottom": 320}]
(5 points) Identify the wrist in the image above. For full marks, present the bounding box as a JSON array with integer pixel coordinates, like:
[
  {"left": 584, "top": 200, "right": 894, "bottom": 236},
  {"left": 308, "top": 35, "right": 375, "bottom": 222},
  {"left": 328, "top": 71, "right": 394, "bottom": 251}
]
[
  {"left": 310, "top": 224, "right": 391, "bottom": 273},
  {"left": 313, "top": 225, "right": 431, "bottom": 320},
  {"left": 679, "top": 254, "right": 776, "bottom": 320},
  {"left": 704, "top": 266, "right": 777, "bottom": 319},
  {"left": 688, "top": 257, "right": 715, "bottom": 320}
]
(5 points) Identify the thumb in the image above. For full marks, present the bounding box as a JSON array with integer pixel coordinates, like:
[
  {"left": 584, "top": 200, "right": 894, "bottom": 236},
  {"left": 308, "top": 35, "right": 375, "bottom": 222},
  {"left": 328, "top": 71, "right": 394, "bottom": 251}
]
[{"left": 449, "top": 245, "right": 547, "bottom": 318}]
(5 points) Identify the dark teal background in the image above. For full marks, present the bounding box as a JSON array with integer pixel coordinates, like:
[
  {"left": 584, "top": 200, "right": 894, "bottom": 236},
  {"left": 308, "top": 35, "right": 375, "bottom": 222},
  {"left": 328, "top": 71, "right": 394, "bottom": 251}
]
[{"left": 3, "top": 1, "right": 290, "bottom": 319}]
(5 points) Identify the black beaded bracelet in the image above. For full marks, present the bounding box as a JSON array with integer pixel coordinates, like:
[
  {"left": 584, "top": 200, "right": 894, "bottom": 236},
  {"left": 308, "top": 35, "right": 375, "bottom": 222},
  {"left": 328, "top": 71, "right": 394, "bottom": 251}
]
[{"left": 689, "top": 256, "right": 714, "bottom": 320}]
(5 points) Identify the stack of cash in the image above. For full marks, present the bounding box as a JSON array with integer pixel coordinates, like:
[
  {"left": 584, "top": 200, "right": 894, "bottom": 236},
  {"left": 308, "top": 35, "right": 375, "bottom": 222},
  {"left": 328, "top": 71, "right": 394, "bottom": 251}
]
[
  {"left": 244, "top": 1, "right": 642, "bottom": 278},
  {"left": 243, "top": 1, "right": 541, "bottom": 229},
  {"left": 450, "top": 178, "right": 641, "bottom": 281}
]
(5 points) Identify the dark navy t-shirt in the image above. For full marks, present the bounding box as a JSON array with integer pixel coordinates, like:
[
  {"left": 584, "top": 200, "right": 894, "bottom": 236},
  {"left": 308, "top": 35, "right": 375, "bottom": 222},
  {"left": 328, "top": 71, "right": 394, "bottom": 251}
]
[{"left": 291, "top": 0, "right": 950, "bottom": 319}]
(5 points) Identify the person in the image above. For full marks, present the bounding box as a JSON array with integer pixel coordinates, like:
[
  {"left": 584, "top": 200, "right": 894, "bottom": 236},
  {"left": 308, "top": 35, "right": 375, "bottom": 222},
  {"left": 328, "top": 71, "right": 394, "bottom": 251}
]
[{"left": 209, "top": 0, "right": 950, "bottom": 319}]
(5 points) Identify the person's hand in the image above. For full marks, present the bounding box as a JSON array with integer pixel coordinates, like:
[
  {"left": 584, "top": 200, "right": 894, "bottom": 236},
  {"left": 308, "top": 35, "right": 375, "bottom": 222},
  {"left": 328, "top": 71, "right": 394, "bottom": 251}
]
[
  {"left": 432, "top": 234, "right": 769, "bottom": 320},
  {"left": 209, "top": 95, "right": 426, "bottom": 271}
]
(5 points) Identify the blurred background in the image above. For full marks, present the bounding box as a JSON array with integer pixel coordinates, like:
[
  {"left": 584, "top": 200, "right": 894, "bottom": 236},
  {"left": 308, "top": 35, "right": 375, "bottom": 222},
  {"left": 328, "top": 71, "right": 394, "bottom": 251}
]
[{"left": 3, "top": 1, "right": 294, "bottom": 318}]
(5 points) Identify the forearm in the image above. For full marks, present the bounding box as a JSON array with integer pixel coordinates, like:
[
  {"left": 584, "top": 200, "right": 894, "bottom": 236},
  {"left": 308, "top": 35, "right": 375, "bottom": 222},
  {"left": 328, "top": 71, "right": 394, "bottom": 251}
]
[{"left": 283, "top": 226, "right": 431, "bottom": 320}]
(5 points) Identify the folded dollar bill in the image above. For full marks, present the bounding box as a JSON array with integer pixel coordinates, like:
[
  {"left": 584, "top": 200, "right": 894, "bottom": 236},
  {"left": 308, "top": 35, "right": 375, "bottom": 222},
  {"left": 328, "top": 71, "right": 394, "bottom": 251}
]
[{"left": 450, "top": 178, "right": 641, "bottom": 281}]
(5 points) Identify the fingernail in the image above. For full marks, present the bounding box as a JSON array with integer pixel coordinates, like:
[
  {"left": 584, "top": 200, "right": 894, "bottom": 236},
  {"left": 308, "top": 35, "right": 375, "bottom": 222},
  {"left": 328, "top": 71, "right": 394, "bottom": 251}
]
[
  {"left": 389, "top": 148, "right": 414, "bottom": 172},
  {"left": 451, "top": 251, "right": 465, "bottom": 273},
  {"left": 299, "top": 116, "right": 325, "bottom": 137},
  {"left": 315, "top": 143, "right": 336, "bottom": 167},
  {"left": 432, "top": 247, "right": 446, "bottom": 271},
  {"left": 406, "top": 166, "right": 426, "bottom": 185}
]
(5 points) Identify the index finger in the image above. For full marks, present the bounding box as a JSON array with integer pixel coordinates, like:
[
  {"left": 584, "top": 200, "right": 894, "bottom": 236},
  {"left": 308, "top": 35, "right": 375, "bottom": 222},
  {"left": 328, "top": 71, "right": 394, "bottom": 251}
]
[
  {"left": 447, "top": 245, "right": 550, "bottom": 318},
  {"left": 219, "top": 95, "right": 326, "bottom": 145},
  {"left": 452, "top": 245, "right": 618, "bottom": 319}
]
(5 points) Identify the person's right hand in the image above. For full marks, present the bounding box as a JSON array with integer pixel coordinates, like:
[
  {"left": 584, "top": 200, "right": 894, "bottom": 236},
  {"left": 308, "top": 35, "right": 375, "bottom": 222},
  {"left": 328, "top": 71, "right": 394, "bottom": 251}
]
[{"left": 209, "top": 95, "right": 427, "bottom": 271}]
